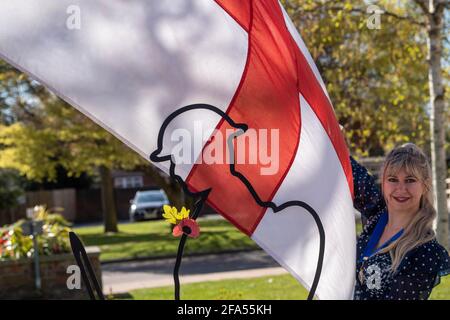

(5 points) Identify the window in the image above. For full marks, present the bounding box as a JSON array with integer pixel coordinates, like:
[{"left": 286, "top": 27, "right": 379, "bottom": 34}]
[{"left": 114, "top": 176, "right": 144, "bottom": 189}]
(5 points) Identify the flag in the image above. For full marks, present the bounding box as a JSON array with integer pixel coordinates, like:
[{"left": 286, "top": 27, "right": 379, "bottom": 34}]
[{"left": 0, "top": 0, "right": 356, "bottom": 299}]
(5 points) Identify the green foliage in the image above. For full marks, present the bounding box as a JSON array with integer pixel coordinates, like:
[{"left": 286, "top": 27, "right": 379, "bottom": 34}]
[
  {"left": 0, "top": 205, "right": 72, "bottom": 260},
  {"left": 1, "top": 56, "right": 147, "bottom": 181},
  {"left": 0, "top": 95, "right": 146, "bottom": 181},
  {"left": 283, "top": 0, "right": 436, "bottom": 156},
  {"left": 0, "top": 169, "right": 24, "bottom": 210},
  {"left": 75, "top": 217, "right": 258, "bottom": 262},
  {"left": 0, "top": 59, "right": 47, "bottom": 125}
]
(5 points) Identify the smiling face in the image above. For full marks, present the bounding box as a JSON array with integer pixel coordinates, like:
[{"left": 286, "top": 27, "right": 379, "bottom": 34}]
[
  {"left": 383, "top": 167, "right": 425, "bottom": 216},
  {"left": 377, "top": 143, "right": 437, "bottom": 273}
]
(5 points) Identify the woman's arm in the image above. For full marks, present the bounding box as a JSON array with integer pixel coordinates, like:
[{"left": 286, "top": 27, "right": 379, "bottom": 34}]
[{"left": 351, "top": 156, "right": 386, "bottom": 222}]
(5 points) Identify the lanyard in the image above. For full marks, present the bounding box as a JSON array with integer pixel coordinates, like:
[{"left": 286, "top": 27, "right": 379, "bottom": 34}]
[{"left": 359, "top": 211, "right": 404, "bottom": 263}]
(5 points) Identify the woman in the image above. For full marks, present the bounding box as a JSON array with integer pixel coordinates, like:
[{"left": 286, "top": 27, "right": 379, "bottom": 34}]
[{"left": 352, "top": 143, "right": 450, "bottom": 300}]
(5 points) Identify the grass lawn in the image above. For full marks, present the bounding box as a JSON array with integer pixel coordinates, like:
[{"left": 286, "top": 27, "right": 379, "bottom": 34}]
[
  {"left": 116, "top": 273, "right": 450, "bottom": 300},
  {"left": 74, "top": 217, "right": 258, "bottom": 262},
  {"left": 115, "top": 274, "right": 309, "bottom": 300},
  {"left": 74, "top": 217, "right": 363, "bottom": 262}
]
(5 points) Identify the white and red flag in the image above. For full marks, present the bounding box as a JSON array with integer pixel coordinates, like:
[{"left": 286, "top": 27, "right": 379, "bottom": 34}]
[{"left": 0, "top": 0, "right": 356, "bottom": 299}]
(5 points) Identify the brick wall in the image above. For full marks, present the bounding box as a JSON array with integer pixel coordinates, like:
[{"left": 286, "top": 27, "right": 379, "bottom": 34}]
[{"left": 0, "top": 247, "right": 101, "bottom": 300}]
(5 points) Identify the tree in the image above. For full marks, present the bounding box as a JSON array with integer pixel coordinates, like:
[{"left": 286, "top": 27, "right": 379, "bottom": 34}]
[
  {"left": 0, "top": 59, "right": 48, "bottom": 125},
  {"left": 0, "top": 169, "right": 23, "bottom": 210},
  {"left": 412, "top": 0, "right": 448, "bottom": 249},
  {"left": 0, "top": 169, "right": 24, "bottom": 224},
  {"left": 0, "top": 68, "right": 188, "bottom": 231},
  {"left": 0, "top": 94, "right": 143, "bottom": 232},
  {"left": 284, "top": 0, "right": 431, "bottom": 157}
]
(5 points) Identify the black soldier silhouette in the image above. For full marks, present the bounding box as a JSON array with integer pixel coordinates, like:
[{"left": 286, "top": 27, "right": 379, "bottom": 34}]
[{"left": 69, "top": 103, "right": 325, "bottom": 300}]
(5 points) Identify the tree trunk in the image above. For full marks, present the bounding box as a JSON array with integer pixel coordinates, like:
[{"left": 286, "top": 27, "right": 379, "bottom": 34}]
[
  {"left": 425, "top": 0, "right": 448, "bottom": 249},
  {"left": 99, "top": 165, "right": 118, "bottom": 233},
  {"left": 140, "top": 164, "right": 193, "bottom": 209},
  {"left": 8, "top": 207, "right": 14, "bottom": 224}
]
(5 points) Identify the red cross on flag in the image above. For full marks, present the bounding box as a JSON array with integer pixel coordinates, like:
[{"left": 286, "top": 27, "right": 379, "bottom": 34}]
[{"left": 0, "top": 0, "right": 356, "bottom": 299}]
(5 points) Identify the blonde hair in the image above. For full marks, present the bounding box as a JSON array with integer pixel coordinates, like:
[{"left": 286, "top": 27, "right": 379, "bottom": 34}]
[{"left": 378, "top": 143, "right": 436, "bottom": 273}]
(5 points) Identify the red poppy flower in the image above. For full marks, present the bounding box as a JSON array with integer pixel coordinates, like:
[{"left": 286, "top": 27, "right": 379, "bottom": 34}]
[{"left": 172, "top": 219, "right": 200, "bottom": 238}]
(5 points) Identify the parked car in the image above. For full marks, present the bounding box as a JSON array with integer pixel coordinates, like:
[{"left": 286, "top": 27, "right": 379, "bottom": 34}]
[{"left": 129, "top": 189, "right": 169, "bottom": 222}]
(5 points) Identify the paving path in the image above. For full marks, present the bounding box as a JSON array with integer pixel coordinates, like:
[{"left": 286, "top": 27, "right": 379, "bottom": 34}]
[{"left": 102, "top": 250, "right": 287, "bottom": 294}]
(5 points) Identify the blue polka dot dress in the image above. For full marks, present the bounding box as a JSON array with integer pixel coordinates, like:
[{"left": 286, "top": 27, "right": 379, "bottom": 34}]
[{"left": 351, "top": 157, "right": 450, "bottom": 300}]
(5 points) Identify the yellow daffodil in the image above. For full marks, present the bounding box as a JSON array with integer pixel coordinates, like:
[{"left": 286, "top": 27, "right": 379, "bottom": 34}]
[{"left": 162, "top": 205, "right": 190, "bottom": 225}]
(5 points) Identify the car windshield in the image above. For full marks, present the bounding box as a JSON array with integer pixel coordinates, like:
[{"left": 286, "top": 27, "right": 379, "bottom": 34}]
[{"left": 136, "top": 192, "right": 166, "bottom": 203}]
